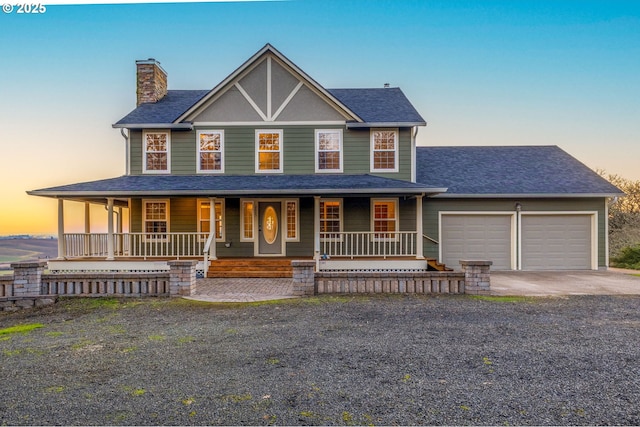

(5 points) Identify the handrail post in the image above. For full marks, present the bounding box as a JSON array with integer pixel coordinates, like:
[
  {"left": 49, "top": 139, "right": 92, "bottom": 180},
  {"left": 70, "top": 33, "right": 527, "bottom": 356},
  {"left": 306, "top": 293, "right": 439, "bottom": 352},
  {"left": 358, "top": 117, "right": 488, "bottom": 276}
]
[{"left": 416, "top": 194, "right": 424, "bottom": 259}]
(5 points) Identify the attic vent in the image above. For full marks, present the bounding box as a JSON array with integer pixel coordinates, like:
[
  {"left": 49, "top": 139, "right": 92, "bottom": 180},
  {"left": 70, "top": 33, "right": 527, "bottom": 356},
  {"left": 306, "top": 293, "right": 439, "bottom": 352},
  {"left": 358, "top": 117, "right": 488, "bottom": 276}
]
[{"left": 384, "top": 83, "right": 390, "bottom": 88}]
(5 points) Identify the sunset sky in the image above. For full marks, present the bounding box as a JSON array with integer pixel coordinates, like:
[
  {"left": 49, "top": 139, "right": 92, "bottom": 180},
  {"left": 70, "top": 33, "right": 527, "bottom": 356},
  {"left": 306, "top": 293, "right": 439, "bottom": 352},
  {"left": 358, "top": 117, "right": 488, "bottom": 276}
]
[{"left": 0, "top": 0, "right": 638, "bottom": 235}]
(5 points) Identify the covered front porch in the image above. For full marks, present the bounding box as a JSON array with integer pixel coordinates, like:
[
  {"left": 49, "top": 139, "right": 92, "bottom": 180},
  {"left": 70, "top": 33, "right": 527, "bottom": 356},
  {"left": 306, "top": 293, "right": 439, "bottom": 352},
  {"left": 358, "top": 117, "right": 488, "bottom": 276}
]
[{"left": 29, "top": 174, "right": 447, "bottom": 275}]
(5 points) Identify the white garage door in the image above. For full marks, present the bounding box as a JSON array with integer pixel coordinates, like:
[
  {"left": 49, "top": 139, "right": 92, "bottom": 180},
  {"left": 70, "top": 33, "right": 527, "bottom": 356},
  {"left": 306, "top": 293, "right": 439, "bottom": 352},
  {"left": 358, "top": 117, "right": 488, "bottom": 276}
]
[
  {"left": 441, "top": 214, "right": 513, "bottom": 270},
  {"left": 521, "top": 214, "right": 592, "bottom": 270}
]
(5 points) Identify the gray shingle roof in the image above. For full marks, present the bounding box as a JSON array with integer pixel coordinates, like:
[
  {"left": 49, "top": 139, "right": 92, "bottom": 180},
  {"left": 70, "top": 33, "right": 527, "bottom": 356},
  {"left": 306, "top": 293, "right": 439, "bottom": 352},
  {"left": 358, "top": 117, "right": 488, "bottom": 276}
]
[
  {"left": 114, "top": 90, "right": 209, "bottom": 126},
  {"left": 114, "top": 88, "right": 424, "bottom": 127},
  {"left": 416, "top": 145, "right": 623, "bottom": 196},
  {"left": 28, "top": 174, "right": 445, "bottom": 198},
  {"left": 328, "top": 88, "right": 425, "bottom": 125}
]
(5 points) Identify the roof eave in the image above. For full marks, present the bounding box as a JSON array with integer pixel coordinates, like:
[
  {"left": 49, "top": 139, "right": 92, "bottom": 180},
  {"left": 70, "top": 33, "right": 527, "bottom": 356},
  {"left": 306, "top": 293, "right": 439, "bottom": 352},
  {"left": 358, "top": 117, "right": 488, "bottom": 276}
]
[
  {"left": 28, "top": 187, "right": 447, "bottom": 198},
  {"left": 346, "top": 121, "right": 426, "bottom": 129},
  {"left": 431, "top": 192, "right": 624, "bottom": 198},
  {"left": 112, "top": 123, "right": 193, "bottom": 130}
]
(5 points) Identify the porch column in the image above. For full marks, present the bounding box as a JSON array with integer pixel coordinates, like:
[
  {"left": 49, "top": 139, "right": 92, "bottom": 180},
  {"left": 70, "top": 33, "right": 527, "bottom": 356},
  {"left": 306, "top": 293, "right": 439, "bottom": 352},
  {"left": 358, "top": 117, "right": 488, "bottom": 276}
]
[
  {"left": 314, "top": 196, "right": 320, "bottom": 260},
  {"left": 56, "top": 199, "right": 65, "bottom": 259},
  {"left": 117, "top": 207, "right": 123, "bottom": 255},
  {"left": 106, "top": 198, "right": 115, "bottom": 260},
  {"left": 84, "top": 202, "right": 91, "bottom": 256},
  {"left": 416, "top": 194, "right": 424, "bottom": 259},
  {"left": 209, "top": 197, "right": 217, "bottom": 260}
]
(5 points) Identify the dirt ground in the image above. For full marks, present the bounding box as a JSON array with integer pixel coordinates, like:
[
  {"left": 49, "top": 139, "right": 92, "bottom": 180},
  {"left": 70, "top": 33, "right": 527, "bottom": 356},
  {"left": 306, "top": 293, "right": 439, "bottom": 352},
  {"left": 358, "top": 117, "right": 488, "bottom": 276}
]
[{"left": 1, "top": 294, "right": 639, "bottom": 425}]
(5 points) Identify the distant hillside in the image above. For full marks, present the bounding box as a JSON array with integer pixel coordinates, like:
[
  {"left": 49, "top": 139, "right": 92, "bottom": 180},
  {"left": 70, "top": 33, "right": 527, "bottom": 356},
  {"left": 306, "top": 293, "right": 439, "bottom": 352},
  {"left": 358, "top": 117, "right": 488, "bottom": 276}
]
[{"left": 0, "top": 238, "right": 58, "bottom": 268}]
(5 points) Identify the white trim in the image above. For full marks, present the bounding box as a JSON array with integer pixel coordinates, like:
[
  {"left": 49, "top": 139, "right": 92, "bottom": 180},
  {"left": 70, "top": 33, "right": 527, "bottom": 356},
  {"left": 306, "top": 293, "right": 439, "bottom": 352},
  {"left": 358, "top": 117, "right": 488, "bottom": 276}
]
[
  {"left": 235, "top": 82, "right": 268, "bottom": 121},
  {"left": 196, "top": 130, "right": 225, "bottom": 174},
  {"left": 197, "top": 199, "right": 225, "bottom": 242},
  {"left": 142, "top": 199, "right": 170, "bottom": 242},
  {"left": 319, "top": 198, "right": 343, "bottom": 242},
  {"left": 240, "top": 199, "right": 255, "bottom": 242},
  {"left": 266, "top": 56, "right": 272, "bottom": 120},
  {"left": 439, "top": 211, "right": 517, "bottom": 270},
  {"left": 605, "top": 199, "right": 610, "bottom": 268},
  {"left": 370, "top": 128, "right": 399, "bottom": 173},
  {"left": 255, "top": 129, "right": 283, "bottom": 173},
  {"left": 284, "top": 199, "right": 300, "bottom": 242},
  {"left": 272, "top": 81, "right": 304, "bottom": 121},
  {"left": 142, "top": 130, "right": 171, "bottom": 174},
  {"left": 193, "top": 120, "right": 346, "bottom": 126},
  {"left": 518, "top": 211, "right": 598, "bottom": 271},
  {"left": 411, "top": 127, "right": 418, "bottom": 183},
  {"left": 315, "top": 129, "right": 344, "bottom": 173},
  {"left": 177, "top": 45, "right": 362, "bottom": 123},
  {"left": 371, "top": 198, "right": 399, "bottom": 242}
]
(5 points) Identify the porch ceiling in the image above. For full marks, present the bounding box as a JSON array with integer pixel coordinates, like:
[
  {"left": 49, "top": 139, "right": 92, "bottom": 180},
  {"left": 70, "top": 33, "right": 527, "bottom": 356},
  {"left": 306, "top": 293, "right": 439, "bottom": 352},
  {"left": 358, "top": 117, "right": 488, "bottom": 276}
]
[{"left": 27, "top": 174, "right": 446, "bottom": 199}]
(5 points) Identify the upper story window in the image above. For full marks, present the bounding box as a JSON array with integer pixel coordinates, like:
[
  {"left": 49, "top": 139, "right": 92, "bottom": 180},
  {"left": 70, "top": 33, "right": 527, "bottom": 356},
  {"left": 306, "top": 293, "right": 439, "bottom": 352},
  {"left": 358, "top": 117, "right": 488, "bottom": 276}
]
[
  {"left": 143, "top": 131, "right": 170, "bottom": 173},
  {"left": 256, "top": 130, "right": 283, "bottom": 173},
  {"left": 370, "top": 129, "right": 398, "bottom": 172},
  {"left": 315, "top": 129, "right": 343, "bottom": 173},
  {"left": 197, "top": 130, "right": 224, "bottom": 173}
]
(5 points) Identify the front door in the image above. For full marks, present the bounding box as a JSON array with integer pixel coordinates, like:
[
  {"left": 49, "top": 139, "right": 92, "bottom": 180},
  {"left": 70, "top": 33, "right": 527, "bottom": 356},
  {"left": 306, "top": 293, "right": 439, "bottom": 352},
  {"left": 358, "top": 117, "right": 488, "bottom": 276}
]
[{"left": 258, "top": 202, "right": 283, "bottom": 255}]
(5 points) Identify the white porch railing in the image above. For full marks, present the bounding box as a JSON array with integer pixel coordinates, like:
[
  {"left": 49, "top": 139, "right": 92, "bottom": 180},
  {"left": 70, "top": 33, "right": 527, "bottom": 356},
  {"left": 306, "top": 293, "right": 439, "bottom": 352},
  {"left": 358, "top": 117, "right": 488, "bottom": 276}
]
[
  {"left": 319, "top": 231, "right": 417, "bottom": 258},
  {"left": 63, "top": 233, "right": 208, "bottom": 259}
]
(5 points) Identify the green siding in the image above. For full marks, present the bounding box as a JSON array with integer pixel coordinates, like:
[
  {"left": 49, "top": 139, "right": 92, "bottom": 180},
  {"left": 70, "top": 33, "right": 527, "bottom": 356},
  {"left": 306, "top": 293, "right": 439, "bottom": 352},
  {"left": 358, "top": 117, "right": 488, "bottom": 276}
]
[
  {"left": 128, "top": 126, "right": 413, "bottom": 180},
  {"left": 422, "top": 198, "right": 609, "bottom": 268}
]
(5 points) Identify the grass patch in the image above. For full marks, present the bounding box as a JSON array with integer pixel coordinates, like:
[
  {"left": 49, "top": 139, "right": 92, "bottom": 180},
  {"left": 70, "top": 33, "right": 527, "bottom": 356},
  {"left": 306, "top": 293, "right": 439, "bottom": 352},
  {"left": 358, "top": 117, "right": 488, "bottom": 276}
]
[
  {"left": 0, "top": 323, "right": 43, "bottom": 336},
  {"left": 469, "top": 295, "right": 531, "bottom": 303}
]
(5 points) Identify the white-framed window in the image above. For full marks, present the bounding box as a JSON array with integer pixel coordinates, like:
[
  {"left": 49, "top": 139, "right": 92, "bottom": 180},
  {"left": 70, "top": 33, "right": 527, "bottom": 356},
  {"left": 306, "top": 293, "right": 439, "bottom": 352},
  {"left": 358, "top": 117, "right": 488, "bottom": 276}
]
[
  {"left": 319, "top": 199, "right": 342, "bottom": 241},
  {"left": 143, "top": 200, "right": 169, "bottom": 241},
  {"left": 240, "top": 200, "right": 255, "bottom": 242},
  {"left": 198, "top": 199, "right": 225, "bottom": 241},
  {"left": 143, "top": 131, "right": 170, "bottom": 173},
  {"left": 370, "top": 129, "right": 398, "bottom": 172},
  {"left": 197, "top": 130, "right": 224, "bottom": 173},
  {"left": 256, "top": 130, "right": 283, "bottom": 173},
  {"left": 371, "top": 198, "right": 398, "bottom": 241},
  {"left": 315, "top": 129, "right": 343, "bottom": 173},
  {"left": 285, "top": 200, "right": 299, "bottom": 241}
]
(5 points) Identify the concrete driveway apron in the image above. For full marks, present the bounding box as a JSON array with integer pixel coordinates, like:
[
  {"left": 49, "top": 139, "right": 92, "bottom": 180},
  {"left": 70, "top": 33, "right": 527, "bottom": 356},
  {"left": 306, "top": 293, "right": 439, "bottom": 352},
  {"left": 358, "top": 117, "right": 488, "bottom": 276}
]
[{"left": 491, "top": 268, "right": 640, "bottom": 296}]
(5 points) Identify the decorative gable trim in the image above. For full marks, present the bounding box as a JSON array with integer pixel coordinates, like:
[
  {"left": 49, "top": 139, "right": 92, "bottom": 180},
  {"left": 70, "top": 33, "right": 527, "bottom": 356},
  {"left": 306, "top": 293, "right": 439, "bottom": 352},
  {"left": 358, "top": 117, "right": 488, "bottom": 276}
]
[{"left": 177, "top": 44, "right": 363, "bottom": 124}]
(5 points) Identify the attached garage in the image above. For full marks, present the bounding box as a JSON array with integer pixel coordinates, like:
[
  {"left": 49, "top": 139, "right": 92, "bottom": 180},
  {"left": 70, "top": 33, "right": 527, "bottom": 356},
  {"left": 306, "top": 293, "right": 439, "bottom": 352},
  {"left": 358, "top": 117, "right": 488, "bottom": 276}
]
[
  {"left": 440, "top": 213, "right": 514, "bottom": 270},
  {"left": 520, "top": 213, "right": 595, "bottom": 270}
]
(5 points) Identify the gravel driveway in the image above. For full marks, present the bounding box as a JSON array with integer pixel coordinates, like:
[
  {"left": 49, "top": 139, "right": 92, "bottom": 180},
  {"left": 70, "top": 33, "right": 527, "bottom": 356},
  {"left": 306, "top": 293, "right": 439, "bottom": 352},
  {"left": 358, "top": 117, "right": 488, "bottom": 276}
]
[{"left": 1, "top": 294, "right": 639, "bottom": 425}]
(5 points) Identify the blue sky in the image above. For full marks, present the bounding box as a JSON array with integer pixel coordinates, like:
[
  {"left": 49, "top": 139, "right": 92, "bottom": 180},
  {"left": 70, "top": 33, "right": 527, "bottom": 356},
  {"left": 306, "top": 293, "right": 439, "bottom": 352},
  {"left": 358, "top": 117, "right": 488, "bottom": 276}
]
[{"left": 0, "top": 0, "right": 639, "bottom": 234}]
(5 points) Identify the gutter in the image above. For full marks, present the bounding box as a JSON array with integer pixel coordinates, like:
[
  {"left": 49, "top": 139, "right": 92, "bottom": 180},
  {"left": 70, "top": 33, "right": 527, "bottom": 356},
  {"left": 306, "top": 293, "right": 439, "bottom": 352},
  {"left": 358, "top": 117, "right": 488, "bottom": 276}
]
[
  {"left": 346, "top": 121, "right": 426, "bottom": 129},
  {"left": 27, "top": 187, "right": 449, "bottom": 198},
  {"left": 112, "top": 123, "right": 193, "bottom": 130},
  {"left": 430, "top": 192, "right": 625, "bottom": 198}
]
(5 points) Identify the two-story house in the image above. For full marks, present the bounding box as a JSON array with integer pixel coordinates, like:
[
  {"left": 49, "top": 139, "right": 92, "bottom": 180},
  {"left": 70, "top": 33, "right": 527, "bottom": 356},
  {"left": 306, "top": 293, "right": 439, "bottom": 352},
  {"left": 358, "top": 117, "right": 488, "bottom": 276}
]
[{"left": 29, "top": 44, "right": 622, "bottom": 276}]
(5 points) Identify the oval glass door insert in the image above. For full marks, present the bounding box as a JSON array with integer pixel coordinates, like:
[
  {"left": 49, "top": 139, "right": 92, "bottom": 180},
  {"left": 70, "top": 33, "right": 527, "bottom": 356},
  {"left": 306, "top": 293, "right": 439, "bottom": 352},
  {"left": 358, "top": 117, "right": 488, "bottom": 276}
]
[{"left": 263, "top": 206, "right": 278, "bottom": 244}]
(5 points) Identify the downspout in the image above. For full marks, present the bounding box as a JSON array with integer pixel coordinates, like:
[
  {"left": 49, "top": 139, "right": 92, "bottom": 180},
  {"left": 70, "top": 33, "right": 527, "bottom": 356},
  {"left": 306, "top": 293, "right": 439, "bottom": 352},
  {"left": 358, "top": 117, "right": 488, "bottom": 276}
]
[
  {"left": 411, "top": 126, "right": 418, "bottom": 183},
  {"left": 120, "top": 128, "right": 130, "bottom": 175}
]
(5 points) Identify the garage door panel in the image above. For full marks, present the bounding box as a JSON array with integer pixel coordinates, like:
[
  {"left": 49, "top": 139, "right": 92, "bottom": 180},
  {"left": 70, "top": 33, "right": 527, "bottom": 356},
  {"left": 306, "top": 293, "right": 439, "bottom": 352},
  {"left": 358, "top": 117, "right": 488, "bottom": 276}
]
[
  {"left": 441, "top": 215, "right": 512, "bottom": 270},
  {"left": 521, "top": 215, "right": 591, "bottom": 270}
]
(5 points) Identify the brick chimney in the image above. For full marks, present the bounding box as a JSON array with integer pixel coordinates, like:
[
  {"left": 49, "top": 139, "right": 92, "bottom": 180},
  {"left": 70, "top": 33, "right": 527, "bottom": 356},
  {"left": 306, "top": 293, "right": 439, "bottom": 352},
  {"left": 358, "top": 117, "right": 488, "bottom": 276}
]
[{"left": 136, "top": 58, "right": 167, "bottom": 106}]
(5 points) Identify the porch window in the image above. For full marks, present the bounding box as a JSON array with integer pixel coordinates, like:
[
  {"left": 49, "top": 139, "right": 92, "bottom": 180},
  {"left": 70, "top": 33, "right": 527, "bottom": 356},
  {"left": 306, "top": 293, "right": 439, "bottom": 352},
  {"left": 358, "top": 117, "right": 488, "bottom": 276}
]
[
  {"left": 371, "top": 129, "right": 398, "bottom": 172},
  {"left": 372, "top": 199, "right": 398, "bottom": 240},
  {"left": 197, "top": 130, "right": 224, "bottom": 173},
  {"left": 315, "top": 129, "right": 343, "bottom": 172},
  {"left": 256, "top": 130, "right": 283, "bottom": 173},
  {"left": 320, "top": 199, "right": 342, "bottom": 240},
  {"left": 143, "top": 200, "right": 169, "bottom": 240},
  {"left": 198, "top": 200, "right": 224, "bottom": 240},
  {"left": 143, "top": 131, "right": 170, "bottom": 173},
  {"left": 285, "top": 200, "right": 299, "bottom": 241},
  {"left": 241, "top": 200, "right": 254, "bottom": 241}
]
